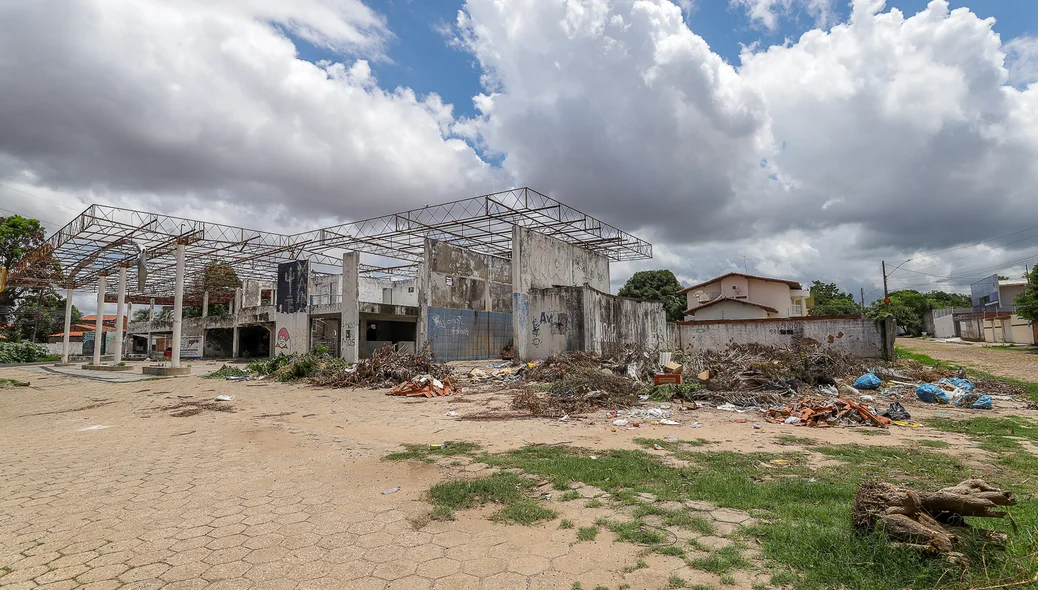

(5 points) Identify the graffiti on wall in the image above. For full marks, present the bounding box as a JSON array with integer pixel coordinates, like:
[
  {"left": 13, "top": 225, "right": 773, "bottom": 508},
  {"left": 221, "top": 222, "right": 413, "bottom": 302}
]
[
  {"left": 531, "top": 310, "right": 570, "bottom": 348},
  {"left": 276, "top": 261, "right": 309, "bottom": 314},
  {"left": 275, "top": 327, "right": 290, "bottom": 355}
]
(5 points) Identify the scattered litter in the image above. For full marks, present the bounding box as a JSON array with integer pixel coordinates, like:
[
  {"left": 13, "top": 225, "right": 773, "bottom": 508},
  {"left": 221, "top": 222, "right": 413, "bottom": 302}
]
[
  {"left": 853, "top": 373, "right": 882, "bottom": 390},
  {"left": 881, "top": 402, "right": 911, "bottom": 421},
  {"left": 612, "top": 419, "right": 629, "bottom": 426},
  {"left": 717, "top": 403, "right": 744, "bottom": 412},
  {"left": 381, "top": 487, "right": 400, "bottom": 495},
  {"left": 691, "top": 422, "right": 703, "bottom": 428},
  {"left": 214, "top": 395, "right": 235, "bottom": 402},
  {"left": 225, "top": 375, "right": 250, "bottom": 381},
  {"left": 653, "top": 443, "right": 665, "bottom": 450},
  {"left": 664, "top": 436, "right": 681, "bottom": 441},
  {"left": 387, "top": 376, "right": 458, "bottom": 398},
  {"left": 966, "top": 395, "right": 993, "bottom": 409},
  {"left": 770, "top": 459, "right": 790, "bottom": 466},
  {"left": 77, "top": 425, "right": 112, "bottom": 431},
  {"left": 939, "top": 377, "right": 975, "bottom": 392},
  {"left": 659, "top": 419, "right": 681, "bottom": 426},
  {"left": 765, "top": 397, "right": 889, "bottom": 428},
  {"left": 784, "top": 416, "right": 802, "bottom": 424},
  {"left": 429, "top": 443, "right": 449, "bottom": 450},
  {"left": 890, "top": 420, "right": 923, "bottom": 428},
  {"left": 860, "top": 394, "right": 874, "bottom": 402},
  {"left": 558, "top": 414, "right": 570, "bottom": 422},
  {"left": 445, "top": 410, "right": 459, "bottom": 417},
  {"left": 916, "top": 383, "right": 948, "bottom": 404},
  {"left": 751, "top": 423, "right": 762, "bottom": 430},
  {"left": 629, "top": 407, "right": 673, "bottom": 420},
  {"left": 312, "top": 345, "right": 453, "bottom": 389}
]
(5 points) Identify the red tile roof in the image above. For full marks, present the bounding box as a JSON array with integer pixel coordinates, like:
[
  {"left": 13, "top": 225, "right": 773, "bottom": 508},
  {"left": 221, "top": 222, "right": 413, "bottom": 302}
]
[
  {"left": 677, "top": 272, "right": 803, "bottom": 294},
  {"left": 50, "top": 324, "right": 115, "bottom": 337},
  {"left": 683, "top": 296, "right": 779, "bottom": 316}
]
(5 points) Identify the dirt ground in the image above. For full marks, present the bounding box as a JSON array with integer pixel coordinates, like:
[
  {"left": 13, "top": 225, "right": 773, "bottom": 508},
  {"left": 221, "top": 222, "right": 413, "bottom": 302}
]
[
  {"left": 1, "top": 360, "right": 1034, "bottom": 589},
  {"left": 897, "top": 337, "right": 1038, "bottom": 383}
]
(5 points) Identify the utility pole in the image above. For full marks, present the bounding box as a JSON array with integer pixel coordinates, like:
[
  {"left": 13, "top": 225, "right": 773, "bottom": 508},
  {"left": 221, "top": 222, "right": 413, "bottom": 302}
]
[
  {"left": 860, "top": 287, "right": 865, "bottom": 315},
  {"left": 882, "top": 261, "right": 888, "bottom": 306}
]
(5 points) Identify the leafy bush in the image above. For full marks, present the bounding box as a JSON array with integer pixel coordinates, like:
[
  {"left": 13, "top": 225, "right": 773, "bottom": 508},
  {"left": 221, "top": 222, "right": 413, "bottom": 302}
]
[
  {"left": 205, "top": 365, "right": 246, "bottom": 379},
  {"left": 0, "top": 341, "right": 49, "bottom": 363}
]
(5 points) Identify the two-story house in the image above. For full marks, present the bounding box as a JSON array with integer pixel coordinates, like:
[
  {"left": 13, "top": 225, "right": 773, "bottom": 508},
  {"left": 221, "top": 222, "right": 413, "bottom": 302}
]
[{"left": 678, "top": 272, "right": 810, "bottom": 321}]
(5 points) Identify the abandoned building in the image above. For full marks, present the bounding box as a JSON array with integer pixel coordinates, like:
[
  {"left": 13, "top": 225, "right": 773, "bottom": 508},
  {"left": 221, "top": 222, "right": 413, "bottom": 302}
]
[{"left": 8, "top": 188, "right": 671, "bottom": 371}]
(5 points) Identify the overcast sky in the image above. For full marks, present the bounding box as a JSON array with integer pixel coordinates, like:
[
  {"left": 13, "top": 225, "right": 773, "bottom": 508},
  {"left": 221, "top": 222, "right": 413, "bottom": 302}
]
[{"left": 3, "top": 0, "right": 1038, "bottom": 311}]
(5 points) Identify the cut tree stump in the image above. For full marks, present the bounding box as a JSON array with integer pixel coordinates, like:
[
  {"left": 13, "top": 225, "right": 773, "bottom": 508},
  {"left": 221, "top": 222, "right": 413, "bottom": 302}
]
[{"left": 853, "top": 478, "right": 1014, "bottom": 559}]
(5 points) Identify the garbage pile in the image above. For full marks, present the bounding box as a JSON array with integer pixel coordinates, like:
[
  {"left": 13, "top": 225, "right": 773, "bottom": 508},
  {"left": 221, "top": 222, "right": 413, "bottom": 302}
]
[
  {"left": 764, "top": 396, "right": 892, "bottom": 428},
  {"left": 915, "top": 378, "right": 992, "bottom": 409},
  {"left": 513, "top": 367, "right": 645, "bottom": 418},
  {"left": 387, "top": 376, "right": 459, "bottom": 398},
  {"left": 681, "top": 342, "right": 859, "bottom": 394},
  {"left": 310, "top": 345, "right": 454, "bottom": 389},
  {"left": 853, "top": 478, "right": 1014, "bottom": 561}
]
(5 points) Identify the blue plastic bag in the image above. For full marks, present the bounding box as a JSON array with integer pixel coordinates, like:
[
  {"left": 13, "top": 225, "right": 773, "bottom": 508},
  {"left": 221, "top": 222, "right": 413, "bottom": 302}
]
[
  {"left": 916, "top": 383, "right": 950, "bottom": 404},
  {"left": 938, "top": 377, "right": 975, "bottom": 392},
  {"left": 970, "top": 395, "right": 992, "bottom": 409},
  {"left": 853, "top": 373, "right": 882, "bottom": 390}
]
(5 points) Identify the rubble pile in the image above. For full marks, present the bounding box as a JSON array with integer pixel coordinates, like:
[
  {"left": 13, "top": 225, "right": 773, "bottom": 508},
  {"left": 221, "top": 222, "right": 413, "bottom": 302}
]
[
  {"left": 853, "top": 478, "right": 1015, "bottom": 561},
  {"left": 387, "top": 376, "right": 459, "bottom": 397},
  {"left": 681, "top": 342, "right": 860, "bottom": 393},
  {"left": 513, "top": 367, "right": 645, "bottom": 418},
  {"left": 523, "top": 351, "right": 602, "bottom": 382},
  {"left": 310, "top": 345, "right": 453, "bottom": 389},
  {"left": 764, "top": 396, "right": 891, "bottom": 428}
]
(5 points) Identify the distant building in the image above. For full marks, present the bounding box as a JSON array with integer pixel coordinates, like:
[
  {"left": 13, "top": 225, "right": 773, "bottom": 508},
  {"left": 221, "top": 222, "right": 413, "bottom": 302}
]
[
  {"left": 678, "top": 272, "right": 810, "bottom": 321},
  {"left": 962, "top": 276, "right": 1036, "bottom": 344}
]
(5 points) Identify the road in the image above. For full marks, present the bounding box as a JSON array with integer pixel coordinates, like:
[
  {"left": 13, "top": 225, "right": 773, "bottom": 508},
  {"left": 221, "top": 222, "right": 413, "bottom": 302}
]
[{"left": 897, "top": 338, "right": 1038, "bottom": 383}]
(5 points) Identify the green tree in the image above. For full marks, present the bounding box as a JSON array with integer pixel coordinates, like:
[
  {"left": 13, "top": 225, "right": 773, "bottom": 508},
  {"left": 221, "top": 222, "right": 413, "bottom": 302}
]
[
  {"left": 1014, "top": 267, "right": 1038, "bottom": 323},
  {"left": 923, "top": 290, "right": 971, "bottom": 309},
  {"left": 184, "top": 260, "right": 241, "bottom": 317},
  {"left": 1, "top": 215, "right": 61, "bottom": 334},
  {"left": 808, "top": 281, "right": 860, "bottom": 316},
  {"left": 6, "top": 293, "right": 81, "bottom": 342},
  {"left": 618, "top": 270, "right": 686, "bottom": 322}
]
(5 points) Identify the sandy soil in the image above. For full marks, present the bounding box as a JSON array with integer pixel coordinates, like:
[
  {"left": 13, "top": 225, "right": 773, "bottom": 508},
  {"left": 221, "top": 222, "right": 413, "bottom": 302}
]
[
  {"left": 2, "top": 359, "right": 1035, "bottom": 589},
  {"left": 898, "top": 338, "right": 1038, "bottom": 383}
]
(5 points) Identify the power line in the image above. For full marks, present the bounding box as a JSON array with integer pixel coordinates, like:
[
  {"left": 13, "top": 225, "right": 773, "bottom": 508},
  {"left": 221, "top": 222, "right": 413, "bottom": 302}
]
[
  {"left": 0, "top": 204, "right": 62, "bottom": 227},
  {"left": 902, "top": 223, "right": 1038, "bottom": 271},
  {"left": 0, "top": 182, "right": 83, "bottom": 212}
]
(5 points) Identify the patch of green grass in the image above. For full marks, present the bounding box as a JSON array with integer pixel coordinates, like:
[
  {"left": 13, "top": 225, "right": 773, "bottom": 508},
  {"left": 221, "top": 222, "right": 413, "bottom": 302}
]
[
  {"left": 653, "top": 545, "right": 685, "bottom": 557},
  {"left": 895, "top": 345, "right": 1038, "bottom": 402},
  {"left": 426, "top": 472, "right": 555, "bottom": 525},
  {"left": 771, "top": 571, "right": 798, "bottom": 586},
  {"left": 634, "top": 437, "right": 713, "bottom": 451},
  {"left": 632, "top": 504, "right": 714, "bottom": 535},
  {"left": 916, "top": 439, "right": 951, "bottom": 448},
  {"left": 493, "top": 498, "right": 557, "bottom": 525},
  {"left": 561, "top": 490, "right": 581, "bottom": 501},
  {"left": 666, "top": 575, "right": 690, "bottom": 588},
  {"left": 926, "top": 416, "right": 1038, "bottom": 441},
  {"left": 720, "top": 575, "right": 736, "bottom": 586},
  {"left": 595, "top": 517, "right": 665, "bottom": 545},
  {"left": 383, "top": 441, "right": 481, "bottom": 463},
  {"left": 408, "top": 505, "right": 455, "bottom": 529},
  {"left": 584, "top": 498, "right": 603, "bottom": 508},
  {"left": 576, "top": 526, "right": 599, "bottom": 542},
  {"left": 478, "top": 441, "right": 1038, "bottom": 590},
  {"left": 560, "top": 519, "right": 574, "bottom": 529},
  {"left": 0, "top": 378, "right": 30, "bottom": 388},
  {"left": 689, "top": 544, "right": 749, "bottom": 575},
  {"left": 687, "top": 538, "right": 708, "bottom": 552},
  {"left": 622, "top": 560, "right": 648, "bottom": 573},
  {"left": 570, "top": 583, "right": 582, "bottom": 590},
  {"left": 775, "top": 435, "right": 814, "bottom": 445}
]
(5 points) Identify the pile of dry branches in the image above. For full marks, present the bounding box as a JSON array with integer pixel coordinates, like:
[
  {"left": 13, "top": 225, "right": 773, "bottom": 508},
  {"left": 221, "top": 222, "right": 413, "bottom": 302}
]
[
  {"left": 310, "top": 345, "right": 454, "bottom": 389},
  {"left": 853, "top": 478, "right": 1015, "bottom": 561},
  {"left": 681, "top": 342, "right": 859, "bottom": 392},
  {"left": 524, "top": 351, "right": 602, "bottom": 382}
]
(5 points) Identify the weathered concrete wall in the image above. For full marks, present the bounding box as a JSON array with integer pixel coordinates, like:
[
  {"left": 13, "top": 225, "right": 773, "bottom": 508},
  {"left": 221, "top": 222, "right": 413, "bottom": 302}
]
[
  {"left": 527, "top": 287, "right": 585, "bottom": 358},
  {"left": 242, "top": 279, "right": 274, "bottom": 308},
  {"left": 511, "top": 227, "right": 609, "bottom": 292},
  {"left": 310, "top": 275, "right": 340, "bottom": 306},
  {"left": 958, "top": 317, "right": 984, "bottom": 341},
  {"left": 1009, "top": 315, "right": 1036, "bottom": 345},
  {"left": 672, "top": 316, "right": 895, "bottom": 360},
  {"left": 45, "top": 341, "right": 84, "bottom": 356},
  {"left": 933, "top": 313, "right": 956, "bottom": 338},
  {"left": 525, "top": 286, "right": 666, "bottom": 359},
  {"left": 512, "top": 227, "right": 611, "bottom": 360},
  {"left": 585, "top": 289, "right": 667, "bottom": 357},
  {"left": 426, "top": 239, "right": 512, "bottom": 312},
  {"left": 392, "top": 280, "right": 419, "bottom": 307}
]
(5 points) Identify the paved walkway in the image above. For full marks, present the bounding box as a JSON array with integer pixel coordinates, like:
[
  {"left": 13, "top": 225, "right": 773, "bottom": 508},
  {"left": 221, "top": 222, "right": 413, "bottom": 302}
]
[{"left": 0, "top": 367, "right": 765, "bottom": 589}]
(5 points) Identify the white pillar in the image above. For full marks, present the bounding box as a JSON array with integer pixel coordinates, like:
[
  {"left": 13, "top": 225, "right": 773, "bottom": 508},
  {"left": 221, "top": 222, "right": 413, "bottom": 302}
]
[
  {"left": 112, "top": 266, "right": 127, "bottom": 363},
  {"left": 232, "top": 287, "right": 241, "bottom": 358},
  {"left": 341, "top": 252, "right": 359, "bottom": 363},
  {"left": 93, "top": 274, "right": 106, "bottom": 365},
  {"left": 148, "top": 298, "right": 155, "bottom": 359},
  {"left": 200, "top": 290, "right": 209, "bottom": 359},
  {"left": 61, "top": 285, "right": 73, "bottom": 364},
  {"left": 171, "top": 242, "right": 186, "bottom": 368}
]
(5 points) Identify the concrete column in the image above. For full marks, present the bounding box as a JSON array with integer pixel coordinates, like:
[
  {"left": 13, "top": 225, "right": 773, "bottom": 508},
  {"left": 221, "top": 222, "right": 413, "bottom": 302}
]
[
  {"left": 93, "top": 274, "right": 106, "bottom": 365},
  {"left": 148, "top": 298, "right": 155, "bottom": 359},
  {"left": 171, "top": 242, "right": 185, "bottom": 368},
  {"left": 112, "top": 266, "right": 127, "bottom": 363},
  {"left": 200, "top": 290, "right": 209, "bottom": 359},
  {"left": 340, "top": 251, "right": 359, "bottom": 363},
  {"left": 232, "top": 287, "right": 241, "bottom": 358},
  {"left": 61, "top": 285, "right": 73, "bottom": 364},
  {"left": 510, "top": 227, "right": 529, "bottom": 361}
]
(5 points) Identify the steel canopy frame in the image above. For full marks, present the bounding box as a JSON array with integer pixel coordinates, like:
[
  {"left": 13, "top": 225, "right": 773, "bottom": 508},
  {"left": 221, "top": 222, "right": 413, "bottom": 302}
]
[{"left": 8, "top": 187, "right": 652, "bottom": 298}]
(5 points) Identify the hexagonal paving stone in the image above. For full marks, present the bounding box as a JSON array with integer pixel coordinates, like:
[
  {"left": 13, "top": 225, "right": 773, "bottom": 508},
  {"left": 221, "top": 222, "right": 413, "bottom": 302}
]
[
  {"left": 74, "top": 563, "right": 131, "bottom": 584},
  {"left": 119, "top": 563, "right": 171, "bottom": 583},
  {"left": 432, "top": 573, "right": 480, "bottom": 590},
  {"left": 507, "top": 555, "right": 551, "bottom": 577},
  {"left": 387, "top": 575, "right": 432, "bottom": 590},
  {"left": 416, "top": 557, "right": 461, "bottom": 579},
  {"left": 479, "top": 571, "right": 527, "bottom": 589},
  {"left": 460, "top": 557, "right": 506, "bottom": 578},
  {"left": 403, "top": 544, "right": 445, "bottom": 564},
  {"left": 203, "top": 560, "right": 253, "bottom": 581},
  {"left": 372, "top": 560, "right": 418, "bottom": 581}
]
